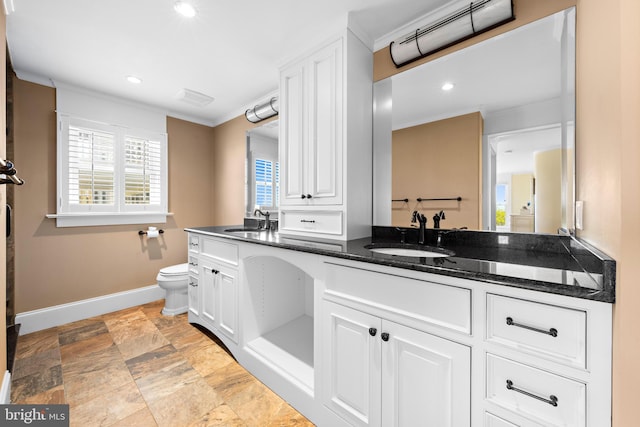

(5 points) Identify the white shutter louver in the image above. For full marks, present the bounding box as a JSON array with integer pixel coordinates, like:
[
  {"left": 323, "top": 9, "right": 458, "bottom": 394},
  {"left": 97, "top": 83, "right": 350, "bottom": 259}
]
[
  {"left": 68, "top": 125, "right": 115, "bottom": 206},
  {"left": 124, "top": 136, "right": 162, "bottom": 206}
]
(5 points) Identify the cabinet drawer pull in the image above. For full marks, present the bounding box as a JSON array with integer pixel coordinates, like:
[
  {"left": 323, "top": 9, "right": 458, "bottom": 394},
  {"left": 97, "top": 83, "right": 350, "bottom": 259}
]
[
  {"left": 300, "top": 219, "right": 316, "bottom": 224},
  {"left": 189, "top": 281, "right": 197, "bottom": 287},
  {"left": 369, "top": 328, "right": 377, "bottom": 337},
  {"left": 506, "top": 317, "right": 558, "bottom": 337},
  {"left": 189, "top": 261, "right": 197, "bottom": 267},
  {"left": 209, "top": 268, "right": 220, "bottom": 275},
  {"left": 381, "top": 332, "right": 390, "bottom": 342},
  {"left": 506, "top": 380, "right": 558, "bottom": 407}
]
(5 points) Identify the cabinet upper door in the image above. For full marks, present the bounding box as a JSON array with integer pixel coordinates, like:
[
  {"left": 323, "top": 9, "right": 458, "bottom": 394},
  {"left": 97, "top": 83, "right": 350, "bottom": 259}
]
[
  {"left": 307, "top": 38, "right": 342, "bottom": 204},
  {"left": 280, "top": 61, "right": 306, "bottom": 204},
  {"left": 279, "top": 37, "right": 343, "bottom": 206},
  {"left": 381, "top": 321, "right": 471, "bottom": 427},
  {"left": 322, "top": 301, "right": 381, "bottom": 427}
]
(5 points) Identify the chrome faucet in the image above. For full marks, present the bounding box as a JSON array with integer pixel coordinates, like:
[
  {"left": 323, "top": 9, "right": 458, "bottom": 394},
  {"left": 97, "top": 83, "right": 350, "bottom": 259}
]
[
  {"left": 254, "top": 209, "right": 271, "bottom": 230},
  {"left": 411, "top": 211, "right": 427, "bottom": 244}
]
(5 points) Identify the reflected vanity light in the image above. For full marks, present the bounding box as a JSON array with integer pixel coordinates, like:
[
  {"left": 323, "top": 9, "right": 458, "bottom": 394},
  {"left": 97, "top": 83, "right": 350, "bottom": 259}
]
[
  {"left": 441, "top": 82, "right": 455, "bottom": 91},
  {"left": 245, "top": 97, "right": 279, "bottom": 123},
  {"left": 174, "top": 1, "right": 196, "bottom": 18},
  {"left": 390, "top": 0, "right": 515, "bottom": 67}
]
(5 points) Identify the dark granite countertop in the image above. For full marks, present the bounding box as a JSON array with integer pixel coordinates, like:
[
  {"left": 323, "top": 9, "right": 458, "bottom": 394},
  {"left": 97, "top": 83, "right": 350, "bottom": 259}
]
[{"left": 185, "top": 225, "right": 616, "bottom": 303}]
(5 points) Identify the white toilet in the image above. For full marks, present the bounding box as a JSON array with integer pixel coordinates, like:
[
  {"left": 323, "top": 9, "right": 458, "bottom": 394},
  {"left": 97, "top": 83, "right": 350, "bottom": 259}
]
[{"left": 156, "top": 263, "right": 189, "bottom": 315}]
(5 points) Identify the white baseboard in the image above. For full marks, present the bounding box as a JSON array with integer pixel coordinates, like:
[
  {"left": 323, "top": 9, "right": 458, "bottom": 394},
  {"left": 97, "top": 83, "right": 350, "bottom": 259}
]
[
  {"left": 0, "top": 371, "right": 10, "bottom": 404},
  {"left": 15, "top": 285, "right": 165, "bottom": 335}
]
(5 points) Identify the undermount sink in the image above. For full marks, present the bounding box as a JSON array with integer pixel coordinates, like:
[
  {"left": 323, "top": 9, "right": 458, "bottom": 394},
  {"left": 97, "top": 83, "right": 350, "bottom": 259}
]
[{"left": 364, "top": 243, "right": 454, "bottom": 258}]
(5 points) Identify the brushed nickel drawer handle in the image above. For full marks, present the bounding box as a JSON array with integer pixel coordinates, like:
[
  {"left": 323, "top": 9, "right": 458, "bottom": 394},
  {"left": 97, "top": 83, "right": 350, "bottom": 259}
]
[
  {"left": 506, "top": 380, "right": 558, "bottom": 407},
  {"left": 300, "top": 219, "right": 316, "bottom": 223},
  {"left": 506, "top": 317, "right": 558, "bottom": 337}
]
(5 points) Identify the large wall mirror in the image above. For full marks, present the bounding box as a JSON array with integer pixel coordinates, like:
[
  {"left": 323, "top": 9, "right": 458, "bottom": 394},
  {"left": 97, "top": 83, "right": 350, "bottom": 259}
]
[
  {"left": 245, "top": 120, "right": 279, "bottom": 218},
  {"left": 373, "top": 7, "right": 575, "bottom": 234}
]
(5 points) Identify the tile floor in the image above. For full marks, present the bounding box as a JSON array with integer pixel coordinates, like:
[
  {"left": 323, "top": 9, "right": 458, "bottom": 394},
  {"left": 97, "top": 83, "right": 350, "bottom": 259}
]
[{"left": 10, "top": 300, "right": 314, "bottom": 427}]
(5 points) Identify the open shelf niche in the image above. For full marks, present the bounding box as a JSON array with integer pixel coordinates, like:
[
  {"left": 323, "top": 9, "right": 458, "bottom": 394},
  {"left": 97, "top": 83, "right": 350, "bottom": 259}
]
[{"left": 243, "top": 256, "right": 315, "bottom": 392}]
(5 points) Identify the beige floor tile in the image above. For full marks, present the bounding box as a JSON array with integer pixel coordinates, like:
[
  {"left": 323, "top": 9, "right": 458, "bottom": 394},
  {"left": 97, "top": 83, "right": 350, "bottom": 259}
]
[
  {"left": 12, "top": 301, "right": 311, "bottom": 426},
  {"left": 19, "top": 385, "right": 66, "bottom": 405},
  {"left": 60, "top": 331, "right": 115, "bottom": 364},
  {"left": 69, "top": 379, "right": 146, "bottom": 427},
  {"left": 188, "top": 404, "right": 246, "bottom": 427},
  {"left": 15, "top": 327, "right": 59, "bottom": 359},
  {"left": 109, "top": 407, "right": 159, "bottom": 427},
  {"left": 11, "top": 365, "right": 63, "bottom": 403},
  {"left": 146, "top": 378, "right": 224, "bottom": 427},
  {"left": 184, "top": 345, "right": 235, "bottom": 378},
  {"left": 63, "top": 347, "right": 134, "bottom": 406},
  {"left": 12, "top": 347, "right": 61, "bottom": 380},
  {"left": 116, "top": 329, "right": 170, "bottom": 361},
  {"left": 58, "top": 319, "right": 109, "bottom": 346}
]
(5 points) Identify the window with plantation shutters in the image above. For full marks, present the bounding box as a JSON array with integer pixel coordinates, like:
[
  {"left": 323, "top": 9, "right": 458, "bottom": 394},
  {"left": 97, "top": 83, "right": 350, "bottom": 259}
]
[
  {"left": 56, "top": 115, "right": 168, "bottom": 227},
  {"left": 124, "top": 136, "right": 162, "bottom": 207},
  {"left": 67, "top": 125, "right": 115, "bottom": 206},
  {"left": 254, "top": 158, "right": 279, "bottom": 209}
]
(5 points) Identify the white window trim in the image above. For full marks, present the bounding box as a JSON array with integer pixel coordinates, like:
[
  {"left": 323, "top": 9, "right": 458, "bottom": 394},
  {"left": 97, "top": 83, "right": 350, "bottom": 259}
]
[{"left": 54, "top": 113, "right": 169, "bottom": 227}]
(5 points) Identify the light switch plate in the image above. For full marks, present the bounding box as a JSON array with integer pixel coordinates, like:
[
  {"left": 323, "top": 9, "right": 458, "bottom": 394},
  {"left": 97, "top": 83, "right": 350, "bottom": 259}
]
[{"left": 576, "top": 201, "right": 584, "bottom": 230}]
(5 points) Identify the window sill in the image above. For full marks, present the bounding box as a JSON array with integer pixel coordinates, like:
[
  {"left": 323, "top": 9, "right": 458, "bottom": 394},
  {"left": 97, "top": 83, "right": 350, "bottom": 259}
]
[{"left": 45, "top": 212, "right": 173, "bottom": 228}]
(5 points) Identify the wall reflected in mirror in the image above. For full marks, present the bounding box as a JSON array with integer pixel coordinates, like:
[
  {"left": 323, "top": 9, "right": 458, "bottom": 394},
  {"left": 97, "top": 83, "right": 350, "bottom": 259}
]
[
  {"left": 373, "top": 7, "right": 575, "bottom": 234},
  {"left": 245, "top": 120, "right": 279, "bottom": 219}
]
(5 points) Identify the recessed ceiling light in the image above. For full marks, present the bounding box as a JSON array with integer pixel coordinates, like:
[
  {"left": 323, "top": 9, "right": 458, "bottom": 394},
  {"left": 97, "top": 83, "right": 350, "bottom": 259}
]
[
  {"left": 441, "top": 82, "right": 455, "bottom": 91},
  {"left": 174, "top": 1, "right": 196, "bottom": 18},
  {"left": 126, "top": 75, "right": 142, "bottom": 84}
]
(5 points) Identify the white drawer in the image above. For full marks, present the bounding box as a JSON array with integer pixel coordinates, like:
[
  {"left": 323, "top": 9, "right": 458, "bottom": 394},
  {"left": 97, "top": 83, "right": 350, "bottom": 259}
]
[
  {"left": 325, "top": 263, "right": 471, "bottom": 334},
  {"left": 188, "top": 256, "right": 199, "bottom": 275},
  {"left": 188, "top": 234, "right": 200, "bottom": 252},
  {"left": 485, "top": 412, "right": 519, "bottom": 427},
  {"left": 486, "top": 294, "right": 586, "bottom": 369},
  {"left": 201, "top": 237, "right": 238, "bottom": 265},
  {"left": 280, "top": 210, "right": 343, "bottom": 236},
  {"left": 486, "top": 354, "right": 585, "bottom": 427}
]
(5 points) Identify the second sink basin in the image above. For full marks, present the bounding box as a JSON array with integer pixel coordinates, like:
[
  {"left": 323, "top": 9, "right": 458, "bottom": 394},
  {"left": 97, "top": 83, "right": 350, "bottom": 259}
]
[{"left": 365, "top": 243, "right": 454, "bottom": 258}]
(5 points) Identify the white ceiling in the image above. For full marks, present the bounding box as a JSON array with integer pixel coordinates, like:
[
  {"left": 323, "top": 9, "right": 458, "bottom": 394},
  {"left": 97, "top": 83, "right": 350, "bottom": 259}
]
[{"left": 5, "top": 0, "right": 454, "bottom": 126}]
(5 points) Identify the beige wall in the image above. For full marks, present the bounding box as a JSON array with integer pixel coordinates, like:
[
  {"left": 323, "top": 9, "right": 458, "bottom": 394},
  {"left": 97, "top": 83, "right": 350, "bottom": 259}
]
[
  {"left": 510, "top": 174, "right": 534, "bottom": 215},
  {"left": 13, "top": 79, "right": 215, "bottom": 312},
  {"left": 534, "top": 149, "right": 562, "bottom": 234},
  {"left": 210, "top": 115, "right": 276, "bottom": 226},
  {"left": 575, "top": 1, "right": 640, "bottom": 426},
  {"left": 391, "top": 112, "right": 482, "bottom": 229}
]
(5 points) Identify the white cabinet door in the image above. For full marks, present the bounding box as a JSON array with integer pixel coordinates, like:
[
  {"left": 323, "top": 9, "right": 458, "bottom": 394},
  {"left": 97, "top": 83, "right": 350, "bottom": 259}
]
[
  {"left": 323, "top": 301, "right": 471, "bottom": 427},
  {"left": 280, "top": 60, "right": 306, "bottom": 205},
  {"left": 216, "top": 263, "right": 238, "bottom": 342},
  {"left": 200, "top": 260, "right": 218, "bottom": 330},
  {"left": 323, "top": 301, "right": 381, "bottom": 427},
  {"left": 199, "top": 258, "right": 238, "bottom": 343},
  {"left": 381, "top": 321, "right": 471, "bottom": 427},
  {"left": 280, "top": 38, "right": 342, "bottom": 207},
  {"left": 307, "top": 38, "right": 342, "bottom": 204}
]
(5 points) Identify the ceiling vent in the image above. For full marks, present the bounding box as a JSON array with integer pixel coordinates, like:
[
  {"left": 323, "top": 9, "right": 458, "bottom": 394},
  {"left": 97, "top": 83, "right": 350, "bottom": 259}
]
[{"left": 176, "top": 89, "right": 214, "bottom": 107}]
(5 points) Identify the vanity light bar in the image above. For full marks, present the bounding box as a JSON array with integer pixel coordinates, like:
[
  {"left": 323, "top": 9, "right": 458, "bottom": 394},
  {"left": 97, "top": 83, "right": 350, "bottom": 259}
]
[
  {"left": 245, "top": 97, "right": 279, "bottom": 123},
  {"left": 390, "top": 0, "right": 514, "bottom": 67}
]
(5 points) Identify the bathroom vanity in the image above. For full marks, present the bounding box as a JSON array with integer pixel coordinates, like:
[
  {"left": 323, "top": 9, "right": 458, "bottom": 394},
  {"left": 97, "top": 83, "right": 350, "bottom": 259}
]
[{"left": 185, "top": 225, "right": 614, "bottom": 427}]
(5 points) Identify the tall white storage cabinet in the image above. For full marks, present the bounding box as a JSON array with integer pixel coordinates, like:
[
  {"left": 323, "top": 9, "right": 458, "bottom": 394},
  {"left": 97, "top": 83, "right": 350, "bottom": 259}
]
[{"left": 279, "top": 29, "right": 373, "bottom": 240}]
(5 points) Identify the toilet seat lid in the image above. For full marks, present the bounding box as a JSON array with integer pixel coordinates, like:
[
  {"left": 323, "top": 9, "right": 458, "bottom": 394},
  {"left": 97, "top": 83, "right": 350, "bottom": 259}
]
[{"left": 159, "top": 263, "right": 189, "bottom": 276}]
